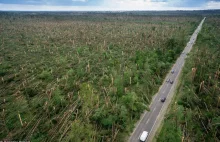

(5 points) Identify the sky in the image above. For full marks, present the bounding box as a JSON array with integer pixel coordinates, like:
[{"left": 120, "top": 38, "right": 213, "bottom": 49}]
[{"left": 0, "top": 0, "right": 220, "bottom": 11}]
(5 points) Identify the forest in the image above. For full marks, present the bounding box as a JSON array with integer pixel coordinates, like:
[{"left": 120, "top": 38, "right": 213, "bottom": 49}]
[
  {"left": 0, "top": 11, "right": 207, "bottom": 141},
  {"left": 157, "top": 16, "right": 220, "bottom": 142}
]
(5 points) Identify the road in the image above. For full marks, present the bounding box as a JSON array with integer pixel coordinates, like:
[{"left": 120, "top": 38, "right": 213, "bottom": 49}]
[{"left": 129, "top": 17, "right": 206, "bottom": 142}]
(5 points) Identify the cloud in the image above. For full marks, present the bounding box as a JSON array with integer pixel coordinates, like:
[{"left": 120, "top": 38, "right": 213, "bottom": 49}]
[
  {"left": 101, "top": 0, "right": 168, "bottom": 10},
  {"left": 0, "top": 0, "right": 220, "bottom": 11},
  {"left": 25, "top": 0, "right": 43, "bottom": 4},
  {"left": 0, "top": 0, "right": 98, "bottom": 6},
  {"left": 167, "top": 0, "right": 206, "bottom": 7},
  {"left": 0, "top": 3, "right": 107, "bottom": 11},
  {"left": 72, "top": 0, "right": 87, "bottom": 2},
  {"left": 207, "top": 1, "right": 220, "bottom": 9}
]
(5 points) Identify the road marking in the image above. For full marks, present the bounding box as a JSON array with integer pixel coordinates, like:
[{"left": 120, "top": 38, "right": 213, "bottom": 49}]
[
  {"left": 129, "top": 18, "right": 206, "bottom": 142},
  {"left": 129, "top": 110, "right": 148, "bottom": 141},
  {"left": 145, "top": 18, "right": 206, "bottom": 142},
  {"left": 152, "top": 96, "right": 156, "bottom": 102},
  {"left": 137, "top": 133, "right": 142, "bottom": 140},
  {"left": 162, "top": 84, "right": 169, "bottom": 93},
  {"left": 148, "top": 53, "right": 184, "bottom": 138},
  {"left": 146, "top": 119, "right": 150, "bottom": 124}
]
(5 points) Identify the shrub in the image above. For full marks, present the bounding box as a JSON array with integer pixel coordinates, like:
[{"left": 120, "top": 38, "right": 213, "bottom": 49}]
[{"left": 38, "top": 70, "right": 53, "bottom": 81}]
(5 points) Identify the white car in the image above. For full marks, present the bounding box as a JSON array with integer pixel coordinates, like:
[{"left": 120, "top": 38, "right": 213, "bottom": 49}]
[{"left": 139, "top": 131, "right": 148, "bottom": 142}]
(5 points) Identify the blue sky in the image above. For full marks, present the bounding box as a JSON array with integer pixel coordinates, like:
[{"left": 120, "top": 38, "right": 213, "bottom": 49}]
[{"left": 0, "top": 0, "right": 220, "bottom": 11}]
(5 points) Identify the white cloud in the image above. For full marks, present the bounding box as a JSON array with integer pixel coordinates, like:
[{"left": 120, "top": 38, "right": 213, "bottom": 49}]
[
  {"left": 101, "top": 0, "right": 205, "bottom": 10},
  {"left": 206, "top": 1, "right": 220, "bottom": 9},
  {"left": 0, "top": 4, "right": 108, "bottom": 11},
  {"left": 72, "top": 0, "right": 88, "bottom": 2},
  {"left": 0, "top": 1, "right": 220, "bottom": 11},
  {"left": 26, "top": 0, "right": 43, "bottom": 4},
  {"left": 101, "top": 0, "right": 168, "bottom": 10}
]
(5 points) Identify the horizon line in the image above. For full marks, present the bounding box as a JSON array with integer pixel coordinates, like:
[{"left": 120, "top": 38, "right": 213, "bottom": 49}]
[{"left": 1, "top": 9, "right": 220, "bottom": 12}]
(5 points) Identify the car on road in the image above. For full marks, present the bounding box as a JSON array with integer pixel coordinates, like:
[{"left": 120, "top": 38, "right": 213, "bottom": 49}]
[
  {"left": 171, "top": 70, "right": 175, "bottom": 74},
  {"left": 166, "top": 79, "right": 170, "bottom": 83},
  {"left": 161, "top": 97, "right": 166, "bottom": 102},
  {"left": 139, "top": 131, "right": 148, "bottom": 142},
  {"left": 170, "top": 80, "right": 174, "bottom": 84}
]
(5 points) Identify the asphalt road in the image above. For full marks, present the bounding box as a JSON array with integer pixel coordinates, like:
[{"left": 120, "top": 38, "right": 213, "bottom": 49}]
[{"left": 129, "top": 17, "right": 206, "bottom": 142}]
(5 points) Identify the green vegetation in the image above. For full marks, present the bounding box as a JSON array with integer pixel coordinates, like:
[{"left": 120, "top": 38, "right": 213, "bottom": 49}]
[
  {"left": 0, "top": 12, "right": 201, "bottom": 141},
  {"left": 157, "top": 17, "right": 220, "bottom": 142}
]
